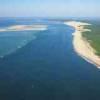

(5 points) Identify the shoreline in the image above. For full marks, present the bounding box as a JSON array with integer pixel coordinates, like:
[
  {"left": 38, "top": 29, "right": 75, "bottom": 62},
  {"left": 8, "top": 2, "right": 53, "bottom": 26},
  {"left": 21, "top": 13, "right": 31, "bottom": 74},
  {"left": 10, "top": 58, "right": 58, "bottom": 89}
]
[
  {"left": 0, "top": 25, "right": 47, "bottom": 32},
  {"left": 64, "top": 21, "right": 100, "bottom": 68}
]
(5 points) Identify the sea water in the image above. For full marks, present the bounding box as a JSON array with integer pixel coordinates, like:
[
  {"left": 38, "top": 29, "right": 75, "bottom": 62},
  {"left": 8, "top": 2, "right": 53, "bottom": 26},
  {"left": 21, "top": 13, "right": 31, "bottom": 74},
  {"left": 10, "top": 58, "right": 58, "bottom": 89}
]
[{"left": 0, "top": 18, "right": 100, "bottom": 100}]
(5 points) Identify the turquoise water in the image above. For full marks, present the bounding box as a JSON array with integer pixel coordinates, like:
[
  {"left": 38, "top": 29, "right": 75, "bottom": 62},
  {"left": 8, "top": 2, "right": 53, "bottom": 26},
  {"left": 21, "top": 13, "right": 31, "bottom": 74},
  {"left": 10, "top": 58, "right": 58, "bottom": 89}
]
[
  {"left": 0, "top": 31, "right": 37, "bottom": 57},
  {"left": 0, "top": 18, "right": 100, "bottom": 100}
]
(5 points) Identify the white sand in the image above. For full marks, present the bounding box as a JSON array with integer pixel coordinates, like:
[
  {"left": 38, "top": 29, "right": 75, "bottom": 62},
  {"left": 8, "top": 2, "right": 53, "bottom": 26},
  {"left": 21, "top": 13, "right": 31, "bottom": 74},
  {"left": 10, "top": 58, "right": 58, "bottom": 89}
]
[
  {"left": 65, "top": 21, "right": 100, "bottom": 68},
  {"left": 0, "top": 25, "right": 47, "bottom": 32}
]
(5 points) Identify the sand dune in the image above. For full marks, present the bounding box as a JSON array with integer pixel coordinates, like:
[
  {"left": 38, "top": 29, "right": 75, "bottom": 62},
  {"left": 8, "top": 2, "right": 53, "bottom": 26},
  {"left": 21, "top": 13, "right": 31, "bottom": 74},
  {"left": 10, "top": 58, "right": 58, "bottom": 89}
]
[
  {"left": 0, "top": 24, "right": 47, "bottom": 32},
  {"left": 65, "top": 21, "right": 100, "bottom": 68}
]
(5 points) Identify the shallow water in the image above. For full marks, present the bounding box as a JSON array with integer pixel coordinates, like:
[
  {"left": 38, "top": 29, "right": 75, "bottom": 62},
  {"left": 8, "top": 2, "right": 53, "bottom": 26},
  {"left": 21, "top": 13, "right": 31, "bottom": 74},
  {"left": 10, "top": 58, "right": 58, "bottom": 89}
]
[
  {"left": 0, "top": 31, "right": 38, "bottom": 57},
  {"left": 0, "top": 18, "right": 100, "bottom": 100}
]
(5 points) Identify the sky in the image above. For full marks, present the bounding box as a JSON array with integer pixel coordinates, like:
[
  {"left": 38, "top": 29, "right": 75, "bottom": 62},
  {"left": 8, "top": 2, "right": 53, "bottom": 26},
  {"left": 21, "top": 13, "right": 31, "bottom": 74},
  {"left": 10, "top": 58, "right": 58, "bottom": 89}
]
[{"left": 0, "top": 0, "right": 99, "bottom": 18}]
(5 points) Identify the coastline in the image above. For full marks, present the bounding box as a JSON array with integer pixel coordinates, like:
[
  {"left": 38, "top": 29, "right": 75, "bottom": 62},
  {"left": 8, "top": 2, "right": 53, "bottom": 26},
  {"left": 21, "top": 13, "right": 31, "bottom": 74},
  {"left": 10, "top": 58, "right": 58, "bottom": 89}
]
[
  {"left": 0, "top": 25, "right": 47, "bottom": 32},
  {"left": 65, "top": 21, "right": 100, "bottom": 68}
]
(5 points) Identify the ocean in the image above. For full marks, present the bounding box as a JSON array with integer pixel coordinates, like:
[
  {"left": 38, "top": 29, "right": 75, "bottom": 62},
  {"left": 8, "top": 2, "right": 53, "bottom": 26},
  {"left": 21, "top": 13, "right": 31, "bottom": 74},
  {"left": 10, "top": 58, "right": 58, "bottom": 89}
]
[{"left": 0, "top": 18, "right": 100, "bottom": 100}]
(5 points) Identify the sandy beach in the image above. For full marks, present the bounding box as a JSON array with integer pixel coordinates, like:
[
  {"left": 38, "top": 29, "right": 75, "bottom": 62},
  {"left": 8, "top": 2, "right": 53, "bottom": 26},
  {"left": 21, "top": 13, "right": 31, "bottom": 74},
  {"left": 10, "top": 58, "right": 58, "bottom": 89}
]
[
  {"left": 65, "top": 21, "right": 100, "bottom": 68},
  {"left": 0, "top": 24, "right": 47, "bottom": 32}
]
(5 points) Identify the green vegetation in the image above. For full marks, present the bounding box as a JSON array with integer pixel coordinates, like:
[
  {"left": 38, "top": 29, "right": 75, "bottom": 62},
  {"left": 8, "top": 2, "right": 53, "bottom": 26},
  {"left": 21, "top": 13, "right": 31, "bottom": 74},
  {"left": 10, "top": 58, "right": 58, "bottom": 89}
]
[{"left": 82, "top": 20, "right": 100, "bottom": 56}]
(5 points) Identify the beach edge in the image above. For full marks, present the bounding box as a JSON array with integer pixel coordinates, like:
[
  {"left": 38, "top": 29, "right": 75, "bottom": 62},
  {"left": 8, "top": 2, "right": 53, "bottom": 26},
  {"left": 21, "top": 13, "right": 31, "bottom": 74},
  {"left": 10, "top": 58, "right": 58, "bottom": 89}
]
[{"left": 64, "top": 21, "right": 100, "bottom": 69}]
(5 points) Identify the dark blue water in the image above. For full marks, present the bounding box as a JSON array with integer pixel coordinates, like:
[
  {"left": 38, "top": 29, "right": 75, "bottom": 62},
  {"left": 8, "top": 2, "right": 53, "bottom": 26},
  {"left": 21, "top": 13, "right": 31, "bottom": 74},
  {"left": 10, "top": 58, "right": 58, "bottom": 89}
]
[{"left": 0, "top": 18, "right": 100, "bottom": 100}]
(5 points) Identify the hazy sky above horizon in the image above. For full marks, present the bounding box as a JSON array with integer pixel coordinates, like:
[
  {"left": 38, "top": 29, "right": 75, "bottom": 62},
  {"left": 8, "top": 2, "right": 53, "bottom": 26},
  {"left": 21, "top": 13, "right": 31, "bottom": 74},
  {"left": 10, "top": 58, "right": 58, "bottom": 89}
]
[{"left": 0, "top": 0, "right": 99, "bottom": 18}]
